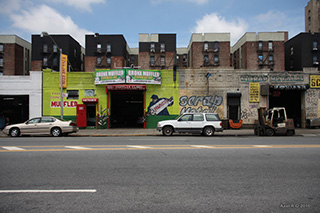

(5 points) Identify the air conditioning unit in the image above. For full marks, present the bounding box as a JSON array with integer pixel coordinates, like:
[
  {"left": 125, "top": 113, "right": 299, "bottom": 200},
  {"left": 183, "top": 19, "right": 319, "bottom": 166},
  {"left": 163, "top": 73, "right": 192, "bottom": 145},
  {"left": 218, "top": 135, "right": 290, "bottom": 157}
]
[
  {"left": 150, "top": 48, "right": 155, "bottom": 53},
  {"left": 313, "top": 61, "right": 319, "bottom": 65}
]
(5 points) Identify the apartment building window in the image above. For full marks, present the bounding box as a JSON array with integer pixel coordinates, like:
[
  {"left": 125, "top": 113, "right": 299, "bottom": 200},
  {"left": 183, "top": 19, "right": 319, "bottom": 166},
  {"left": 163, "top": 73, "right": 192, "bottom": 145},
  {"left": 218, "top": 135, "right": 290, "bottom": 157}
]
[
  {"left": 67, "top": 90, "right": 79, "bottom": 99},
  {"left": 160, "top": 43, "right": 165, "bottom": 52},
  {"left": 313, "top": 41, "right": 318, "bottom": 50},
  {"left": 161, "top": 55, "right": 165, "bottom": 66},
  {"left": 150, "top": 43, "right": 155, "bottom": 52},
  {"left": 97, "top": 43, "right": 102, "bottom": 53},
  {"left": 213, "top": 42, "right": 219, "bottom": 52},
  {"left": 268, "top": 55, "right": 274, "bottom": 65},
  {"left": 0, "top": 57, "right": 3, "bottom": 67},
  {"left": 150, "top": 55, "right": 155, "bottom": 66},
  {"left": 290, "top": 47, "right": 294, "bottom": 56},
  {"left": 258, "top": 55, "right": 263, "bottom": 64},
  {"left": 268, "top": 41, "right": 273, "bottom": 50},
  {"left": 53, "top": 44, "right": 58, "bottom": 53},
  {"left": 204, "top": 42, "right": 209, "bottom": 51},
  {"left": 0, "top": 44, "right": 3, "bottom": 52},
  {"left": 43, "top": 57, "right": 48, "bottom": 66},
  {"left": 204, "top": 55, "right": 209, "bottom": 64},
  {"left": 43, "top": 43, "right": 48, "bottom": 53},
  {"left": 258, "top": 41, "right": 263, "bottom": 51},
  {"left": 183, "top": 54, "right": 187, "bottom": 62},
  {"left": 97, "top": 56, "right": 101, "bottom": 65},
  {"left": 313, "top": 54, "right": 318, "bottom": 65},
  {"left": 214, "top": 55, "right": 219, "bottom": 64},
  {"left": 53, "top": 57, "right": 58, "bottom": 67},
  {"left": 107, "top": 56, "right": 111, "bottom": 65},
  {"left": 107, "top": 44, "right": 111, "bottom": 53}
]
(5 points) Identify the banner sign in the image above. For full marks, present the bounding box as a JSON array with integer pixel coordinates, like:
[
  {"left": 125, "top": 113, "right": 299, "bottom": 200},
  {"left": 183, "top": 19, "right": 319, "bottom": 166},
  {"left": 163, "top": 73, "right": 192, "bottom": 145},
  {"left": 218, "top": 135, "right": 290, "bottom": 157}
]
[
  {"left": 60, "top": 54, "right": 68, "bottom": 88},
  {"left": 126, "top": 69, "right": 161, "bottom": 85},
  {"left": 95, "top": 69, "right": 161, "bottom": 85},
  {"left": 95, "top": 69, "right": 126, "bottom": 85},
  {"left": 249, "top": 83, "right": 260, "bottom": 103}
]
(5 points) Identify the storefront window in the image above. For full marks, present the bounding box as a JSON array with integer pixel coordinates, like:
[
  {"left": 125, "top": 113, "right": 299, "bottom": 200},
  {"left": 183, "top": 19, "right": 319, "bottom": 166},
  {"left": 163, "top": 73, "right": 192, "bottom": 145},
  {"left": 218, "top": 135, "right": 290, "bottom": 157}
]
[{"left": 67, "top": 90, "right": 79, "bottom": 99}]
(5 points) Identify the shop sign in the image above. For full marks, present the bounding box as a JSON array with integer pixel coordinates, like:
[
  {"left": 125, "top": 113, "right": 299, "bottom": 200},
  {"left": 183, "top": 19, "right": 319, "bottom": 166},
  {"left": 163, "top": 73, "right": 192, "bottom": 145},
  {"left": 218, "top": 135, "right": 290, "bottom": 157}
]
[
  {"left": 249, "top": 83, "right": 260, "bottom": 103},
  {"left": 95, "top": 69, "right": 161, "bottom": 85},
  {"left": 82, "top": 98, "right": 98, "bottom": 103},
  {"left": 106, "top": 84, "right": 146, "bottom": 91},
  {"left": 310, "top": 75, "right": 320, "bottom": 88},
  {"left": 240, "top": 74, "right": 304, "bottom": 83},
  {"left": 50, "top": 101, "right": 78, "bottom": 108},
  {"left": 126, "top": 69, "right": 161, "bottom": 85},
  {"left": 95, "top": 69, "right": 126, "bottom": 85}
]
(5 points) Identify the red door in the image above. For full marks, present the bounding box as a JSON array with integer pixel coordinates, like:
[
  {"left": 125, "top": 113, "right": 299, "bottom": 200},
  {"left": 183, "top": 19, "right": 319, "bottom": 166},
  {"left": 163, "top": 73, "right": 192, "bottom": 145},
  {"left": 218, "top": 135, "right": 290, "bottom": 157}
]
[{"left": 77, "top": 104, "right": 87, "bottom": 128}]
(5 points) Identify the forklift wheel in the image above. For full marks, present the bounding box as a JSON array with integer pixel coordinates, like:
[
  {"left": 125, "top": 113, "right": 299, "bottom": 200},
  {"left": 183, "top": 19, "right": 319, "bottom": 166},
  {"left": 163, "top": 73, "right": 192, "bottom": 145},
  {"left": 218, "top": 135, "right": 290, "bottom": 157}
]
[
  {"left": 287, "top": 130, "right": 295, "bottom": 136},
  {"left": 265, "top": 129, "right": 275, "bottom": 136}
]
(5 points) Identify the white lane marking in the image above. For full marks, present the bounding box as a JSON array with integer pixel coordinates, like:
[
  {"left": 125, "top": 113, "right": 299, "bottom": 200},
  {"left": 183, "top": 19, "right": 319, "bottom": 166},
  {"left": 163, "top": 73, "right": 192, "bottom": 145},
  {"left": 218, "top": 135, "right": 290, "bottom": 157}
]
[
  {"left": 253, "top": 145, "right": 271, "bottom": 148},
  {"left": 302, "top": 134, "right": 318, "bottom": 137},
  {"left": 191, "top": 145, "right": 214, "bottom": 148},
  {"left": 65, "top": 146, "right": 92, "bottom": 150},
  {"left": 0, "top": 189, "right": 97, "bottom": 193},
  {"left": 129, "top": 139, "right": 186, "bottom": 141},
  {"left": 2, "top": 146, "right": 25, "bottom": 151},
  {"left": 127, "top": 146, "right": 151, "bottom": 149}
]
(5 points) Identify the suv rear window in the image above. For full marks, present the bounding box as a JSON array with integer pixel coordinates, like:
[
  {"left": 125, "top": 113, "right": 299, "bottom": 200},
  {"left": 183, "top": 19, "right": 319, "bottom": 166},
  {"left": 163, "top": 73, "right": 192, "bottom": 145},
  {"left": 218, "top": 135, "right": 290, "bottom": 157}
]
[{"left": 205, "top": 114, "right": 220, "bottom": 121}]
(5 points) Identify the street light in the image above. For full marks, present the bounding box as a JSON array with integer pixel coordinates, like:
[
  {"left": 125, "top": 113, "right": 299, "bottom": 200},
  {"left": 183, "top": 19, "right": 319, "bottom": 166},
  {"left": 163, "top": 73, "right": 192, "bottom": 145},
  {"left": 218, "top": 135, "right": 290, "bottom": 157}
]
[{"left": 41, "top": 32, "right": 64, "bottom": 119}]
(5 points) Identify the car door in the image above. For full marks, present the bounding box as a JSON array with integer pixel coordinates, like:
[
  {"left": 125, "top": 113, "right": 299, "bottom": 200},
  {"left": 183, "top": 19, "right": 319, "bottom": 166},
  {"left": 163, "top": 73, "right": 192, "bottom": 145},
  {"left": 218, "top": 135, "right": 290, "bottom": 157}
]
[
  {"left": 190, "top": 114, "right": 205, "bottom": 133},
  {"left": 38, "top": 117, "right": 55, "bottom": 134},
  {"left": 175, "top": 114, "right": 193, "bottom": 132},
  {"left": 20, "top": 118, "right": 41, "bottom": 134}
]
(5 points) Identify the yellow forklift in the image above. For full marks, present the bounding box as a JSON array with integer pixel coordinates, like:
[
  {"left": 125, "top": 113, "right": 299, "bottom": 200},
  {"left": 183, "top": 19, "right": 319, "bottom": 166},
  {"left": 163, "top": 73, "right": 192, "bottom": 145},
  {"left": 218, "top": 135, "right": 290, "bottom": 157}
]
[{"left": 254, "top": 107, "right": 295, "bottom": 136}]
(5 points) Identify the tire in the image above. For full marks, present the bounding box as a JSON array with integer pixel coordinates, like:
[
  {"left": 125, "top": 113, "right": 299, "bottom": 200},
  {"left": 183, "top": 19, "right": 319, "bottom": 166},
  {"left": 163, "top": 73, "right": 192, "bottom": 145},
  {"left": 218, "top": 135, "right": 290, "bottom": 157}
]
[
  {"left": 10, "top": 128, "right": 20, "bottom": 137},
  {"left": 51, "top": 127, "right": 62, "bottom": 137},
  {"left": 265, "top": 129, "right": 275, "bottom": 136},
  {"left": 203, "top": 126, "right": 214, "bottom": 136},
  {"left": 287, "top": 130, "right": 295, "bottom": 136},
  {"left": 162, "top": 126, "right": 173, "bottom": 136}
]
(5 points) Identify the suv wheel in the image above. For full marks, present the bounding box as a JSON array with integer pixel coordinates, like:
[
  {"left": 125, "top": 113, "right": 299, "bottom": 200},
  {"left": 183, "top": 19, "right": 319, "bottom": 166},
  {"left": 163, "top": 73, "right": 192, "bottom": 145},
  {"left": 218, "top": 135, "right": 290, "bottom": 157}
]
[
  {"left": 203, "top": 126, "right": 214, "bottom": 136},
  {"left": 162, "top": 126, "right": 173, "bottom": 136}
]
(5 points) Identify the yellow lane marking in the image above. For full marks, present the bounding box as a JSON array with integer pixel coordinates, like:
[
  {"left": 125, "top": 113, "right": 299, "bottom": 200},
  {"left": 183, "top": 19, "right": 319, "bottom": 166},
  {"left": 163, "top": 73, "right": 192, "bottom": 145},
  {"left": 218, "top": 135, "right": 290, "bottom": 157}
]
[{"left": 1, "top": 144, "right": 320, "bottom": 152}]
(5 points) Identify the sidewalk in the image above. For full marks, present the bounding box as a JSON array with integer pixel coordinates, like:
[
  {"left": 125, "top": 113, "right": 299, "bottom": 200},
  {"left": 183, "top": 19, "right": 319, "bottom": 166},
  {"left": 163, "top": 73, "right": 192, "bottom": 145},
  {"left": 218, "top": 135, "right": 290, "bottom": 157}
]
[{"left": 1, "top": 128, "right": 320, "bottom": 137}]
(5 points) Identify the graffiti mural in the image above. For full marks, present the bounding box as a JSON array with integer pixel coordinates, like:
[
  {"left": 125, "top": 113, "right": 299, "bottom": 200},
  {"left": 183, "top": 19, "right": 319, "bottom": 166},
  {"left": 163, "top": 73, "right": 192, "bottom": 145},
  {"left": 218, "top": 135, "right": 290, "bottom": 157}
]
[
  {"left": 306, "top": 90, "right": 319, "bottom": 118},
  {"left": 179, "top": 95, "right": 223, "bottom": 114},
  {"left": 147, "top": 95, "right": 174, "bottom": 115}
]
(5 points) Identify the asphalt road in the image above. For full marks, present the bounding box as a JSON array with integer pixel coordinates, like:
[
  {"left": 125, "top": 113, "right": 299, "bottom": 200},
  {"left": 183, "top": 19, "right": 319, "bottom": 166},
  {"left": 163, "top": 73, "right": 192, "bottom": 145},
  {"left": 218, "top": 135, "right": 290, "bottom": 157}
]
[{"left": 0, "top": 136, "right": 320, "bottom": 212}]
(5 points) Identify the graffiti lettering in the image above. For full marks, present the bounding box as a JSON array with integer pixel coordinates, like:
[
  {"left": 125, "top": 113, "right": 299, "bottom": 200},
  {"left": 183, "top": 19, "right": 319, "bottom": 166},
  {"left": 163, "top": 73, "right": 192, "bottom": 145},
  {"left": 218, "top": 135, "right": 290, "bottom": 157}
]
[{"left": 179, "top": 95, "right": 223, "bottom": 114}]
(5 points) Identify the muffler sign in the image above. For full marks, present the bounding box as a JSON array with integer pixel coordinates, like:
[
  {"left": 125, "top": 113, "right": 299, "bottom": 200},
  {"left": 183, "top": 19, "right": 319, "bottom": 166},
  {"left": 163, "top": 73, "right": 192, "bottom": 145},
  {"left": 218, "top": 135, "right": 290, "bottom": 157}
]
[{"left": 310, "top": 75, "right": 320, "bottom": 88}]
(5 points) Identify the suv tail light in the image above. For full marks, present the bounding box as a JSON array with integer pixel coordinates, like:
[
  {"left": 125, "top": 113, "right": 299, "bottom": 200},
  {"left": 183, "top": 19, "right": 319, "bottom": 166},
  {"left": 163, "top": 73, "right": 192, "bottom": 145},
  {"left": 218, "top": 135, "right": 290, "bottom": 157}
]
[
  {"left": 220, "top": 122, "right": 222, "bottom": 127},
  {"left": 70, "top": 122, "right": 76, "bottom": 126}
]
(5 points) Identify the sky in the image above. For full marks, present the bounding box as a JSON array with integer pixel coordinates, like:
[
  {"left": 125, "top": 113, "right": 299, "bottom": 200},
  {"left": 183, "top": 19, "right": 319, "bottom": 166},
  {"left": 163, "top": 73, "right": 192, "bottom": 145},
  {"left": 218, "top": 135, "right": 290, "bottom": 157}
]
[{"left": 0, "top": 0, "right": 309, "bottom": 48}]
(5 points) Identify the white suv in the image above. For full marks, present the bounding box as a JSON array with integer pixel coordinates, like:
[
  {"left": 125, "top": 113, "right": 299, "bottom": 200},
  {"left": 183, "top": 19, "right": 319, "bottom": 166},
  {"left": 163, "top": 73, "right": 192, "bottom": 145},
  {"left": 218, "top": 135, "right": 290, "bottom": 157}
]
[{"left": 157, "top": 113, "right": 223, "bottom": 136}]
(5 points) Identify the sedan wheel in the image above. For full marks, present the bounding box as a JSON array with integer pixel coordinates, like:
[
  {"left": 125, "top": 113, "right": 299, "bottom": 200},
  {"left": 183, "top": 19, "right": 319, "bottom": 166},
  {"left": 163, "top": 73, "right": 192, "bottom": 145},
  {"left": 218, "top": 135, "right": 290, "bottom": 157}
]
[
  {"left": 10, "top": 128, "right": 20, "bottom": 137},
  {"left": 203, "top": 127, "right": 214, "bottom": 136},
  {"left": 51, "top": 127, "right": 62, "bottom": 137}
]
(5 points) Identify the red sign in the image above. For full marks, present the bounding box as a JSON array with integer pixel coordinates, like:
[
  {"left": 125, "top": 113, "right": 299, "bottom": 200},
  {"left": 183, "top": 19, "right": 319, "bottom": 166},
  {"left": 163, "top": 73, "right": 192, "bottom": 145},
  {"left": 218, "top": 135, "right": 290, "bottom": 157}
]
[
  {"left": 106, "top": 84, "right": 147, "bottom": 92},
  {"left": 82, "top": 98, "right": 98, "bottom": 103}
]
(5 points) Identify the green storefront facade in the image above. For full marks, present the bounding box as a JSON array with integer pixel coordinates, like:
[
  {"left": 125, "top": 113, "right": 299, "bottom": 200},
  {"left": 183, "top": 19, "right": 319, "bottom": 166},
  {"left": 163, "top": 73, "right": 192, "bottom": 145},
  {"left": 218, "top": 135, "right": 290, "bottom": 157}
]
[{"left": 42, "top": 69, "right": 179, "bottom": 129}]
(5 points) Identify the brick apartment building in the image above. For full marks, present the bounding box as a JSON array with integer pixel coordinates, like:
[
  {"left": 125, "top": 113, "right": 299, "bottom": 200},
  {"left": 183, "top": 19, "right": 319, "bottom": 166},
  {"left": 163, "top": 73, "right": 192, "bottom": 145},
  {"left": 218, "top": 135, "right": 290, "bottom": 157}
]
[
  {"left": 85, "top": 34, "right": 133, "bottom": 71},
  {"left": 138, "top": 33, "right": 176, "bottom": 70},
  {"left": 0, "top": 35, "right": 31, "bottom": 76},
  {"left": 31, "top": 34, "right": 83, "bottom": 71},
  {"left": 305, "top": 0, "right": 320, "bottom": 33},
  {"left": 187, "top": 33, "right": 231, "bottom": 68},
  {"left": 232, "top": 32, "right": 288, "bottom": 71}
]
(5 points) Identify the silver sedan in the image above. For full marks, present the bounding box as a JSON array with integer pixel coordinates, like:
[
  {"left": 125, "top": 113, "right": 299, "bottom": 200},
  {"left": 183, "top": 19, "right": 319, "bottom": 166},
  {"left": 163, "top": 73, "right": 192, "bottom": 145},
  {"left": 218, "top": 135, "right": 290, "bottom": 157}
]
[{"left": 2, "top": 117, "right": 79, "bottom": 137}]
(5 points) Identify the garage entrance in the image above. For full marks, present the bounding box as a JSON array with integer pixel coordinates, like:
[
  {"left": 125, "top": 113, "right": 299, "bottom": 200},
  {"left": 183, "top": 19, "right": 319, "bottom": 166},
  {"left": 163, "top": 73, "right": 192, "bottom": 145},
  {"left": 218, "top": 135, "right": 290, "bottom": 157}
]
[
  {"left": 269, "top": 90, "right": 302, "bottom": 127},
  {"left": 0, "top": 95, "right": 29, "bottom": 125},
  {"left": 110, "top": 91, "right": 144, "bottom": 128}
]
